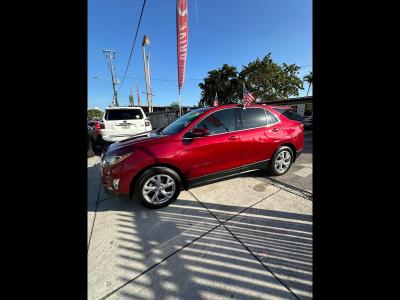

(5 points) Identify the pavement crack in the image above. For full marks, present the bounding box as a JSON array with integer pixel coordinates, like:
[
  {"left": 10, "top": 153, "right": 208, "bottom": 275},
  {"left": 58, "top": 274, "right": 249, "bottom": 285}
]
[
  {"left": 188, "top": 188, "right": 282, "bottom": 225},
  {"left": 188, "top": 189, "right": 302, "bottom": 299},
  {"left": 87, "top": 182, "right": 102, "bottom": 252},
  {"left": 222, "top": 224, "right": 303, "bottom": 300}
]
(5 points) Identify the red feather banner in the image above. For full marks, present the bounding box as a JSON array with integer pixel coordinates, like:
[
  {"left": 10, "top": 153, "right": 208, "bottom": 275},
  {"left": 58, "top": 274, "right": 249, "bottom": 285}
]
[{"left": 176, "top": 0, "right": 188, "bottom": 93}]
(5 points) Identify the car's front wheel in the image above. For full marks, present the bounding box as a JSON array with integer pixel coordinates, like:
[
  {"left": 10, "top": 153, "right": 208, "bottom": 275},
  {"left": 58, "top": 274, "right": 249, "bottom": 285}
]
[
  {"left": 134, "top": 167, "right": 182, "bottom": 208},
  {"left": 268, "top": 146, "right": 294, "bottom": 176}
]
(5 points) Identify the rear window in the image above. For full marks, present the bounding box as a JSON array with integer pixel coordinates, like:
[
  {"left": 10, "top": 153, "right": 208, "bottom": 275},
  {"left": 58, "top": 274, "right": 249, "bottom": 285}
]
[
  {"left": 105, "top": 109, "right": 143, "bottom": 120},
  {"left": 242, "top": 108, "right": 267, "bottom": 129},
  {"left": 274, "top": 108, "right": 302, "bottom": 121}
]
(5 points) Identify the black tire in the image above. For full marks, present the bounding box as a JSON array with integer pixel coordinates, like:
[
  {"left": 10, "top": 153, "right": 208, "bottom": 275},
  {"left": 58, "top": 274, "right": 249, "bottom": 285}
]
[
  {"left": 133, "top": 167, "right": 182, "bottom": 208},
  {"left": 87, "top": 138, "right": 95, "bottom": 157},
  {"left": 267, "top": 146, "right": 294, "bottom": 176}
]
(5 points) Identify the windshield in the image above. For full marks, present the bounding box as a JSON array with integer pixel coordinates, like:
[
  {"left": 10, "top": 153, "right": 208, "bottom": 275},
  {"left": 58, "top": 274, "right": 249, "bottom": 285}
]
[{"left": 161, "top": 108, "right": 211, "bottom": 135}]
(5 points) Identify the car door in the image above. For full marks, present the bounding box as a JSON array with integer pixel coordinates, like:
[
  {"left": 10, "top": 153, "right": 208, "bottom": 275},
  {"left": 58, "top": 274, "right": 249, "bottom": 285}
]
[
  {"left": 179, "top": 108, "right": 243, "bottom": 180},
  {"left": 238, "top": 107, "right": 285, "bottom": 167}
]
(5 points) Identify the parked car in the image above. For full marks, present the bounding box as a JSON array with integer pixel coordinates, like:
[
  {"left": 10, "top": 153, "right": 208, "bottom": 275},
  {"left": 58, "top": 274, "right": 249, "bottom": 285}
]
[
  {"left": 87, "top": 125, "right": 98, "bottom": 157},
  {"left": 303, "top": 116, "right": 313, "bottom": 129},
  {"left": 100, "top": 104, "right": 304, "bottom": 208},
  {"left": 88, "top": 120, "right": 103, "bottom": 143},
  {"left": 100, "top": 107, "right": 152, "bottom": 142}
]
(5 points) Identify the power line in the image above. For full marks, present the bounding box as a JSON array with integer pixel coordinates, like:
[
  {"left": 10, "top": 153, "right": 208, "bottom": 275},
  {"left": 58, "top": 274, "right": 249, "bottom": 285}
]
[
  {"left": 90, "top": 75, "right": 203, "bottom": 82},
  {"left": 118, "top": 0, "right": 147, "bottom": 92}
]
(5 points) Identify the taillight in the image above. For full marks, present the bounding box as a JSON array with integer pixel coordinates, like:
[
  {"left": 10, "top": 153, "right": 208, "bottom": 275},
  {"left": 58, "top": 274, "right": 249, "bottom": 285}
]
[{"left": 95, "top": 122, "right": 103, "bottom": 134}]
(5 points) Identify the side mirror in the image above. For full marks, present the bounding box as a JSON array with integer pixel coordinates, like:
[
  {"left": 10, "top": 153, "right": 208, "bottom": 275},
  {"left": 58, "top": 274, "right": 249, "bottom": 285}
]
[{"left": 191, "top": 128, "right": 209, "bottom": 137}]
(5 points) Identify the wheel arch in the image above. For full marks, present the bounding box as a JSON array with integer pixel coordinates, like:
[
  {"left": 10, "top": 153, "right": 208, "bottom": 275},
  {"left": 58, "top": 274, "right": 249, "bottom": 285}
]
[
  {"left": 276, "top": 143, "right": 297, "bottom": 162},
  {"left": 129, "top": 163, "right": 187, "bottom": 198}
]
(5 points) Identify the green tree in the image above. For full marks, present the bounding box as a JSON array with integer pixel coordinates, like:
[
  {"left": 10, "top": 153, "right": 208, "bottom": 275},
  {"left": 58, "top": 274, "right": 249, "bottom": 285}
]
[
  {"left": 239, "top": 53, "right": 303, "bottom": 100},
  {"left": 198, "top": 64, "right": 243, "bottom": 106},
  {"left": 170, "top": 101, "right": 179, "bottom": 108},
  {"left": 88, "top": 109, "right": 103, "bottom": 119},
  {"left": 303, "top": 71, "right": 313, "bottom": 96}
]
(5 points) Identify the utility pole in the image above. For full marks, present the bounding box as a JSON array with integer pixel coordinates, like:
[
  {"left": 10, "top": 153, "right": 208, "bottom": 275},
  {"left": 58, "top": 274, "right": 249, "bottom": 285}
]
[
  {"left": 103, "top": 49, "right": 119, "bottom": 107},
  {"left": 142, "top": 35, "right": 153, "bottom": 113}
]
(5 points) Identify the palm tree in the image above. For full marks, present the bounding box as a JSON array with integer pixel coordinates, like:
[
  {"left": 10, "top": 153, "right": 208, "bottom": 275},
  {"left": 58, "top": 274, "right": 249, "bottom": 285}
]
[{"left": 303, "top": 71, "right": 313, "bottom": 96}]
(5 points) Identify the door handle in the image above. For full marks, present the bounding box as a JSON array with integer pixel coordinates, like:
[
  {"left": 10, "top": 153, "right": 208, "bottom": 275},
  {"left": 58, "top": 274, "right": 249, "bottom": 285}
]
[
  {"left": 272, "top": 128, "right": 280, "bottom": 132},
  {"left": 228, "top": 135, "right": 239, "bottom": 140}
]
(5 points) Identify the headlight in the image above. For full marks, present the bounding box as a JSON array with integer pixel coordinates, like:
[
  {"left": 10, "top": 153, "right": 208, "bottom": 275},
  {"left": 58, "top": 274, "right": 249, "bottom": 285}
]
[{"left": 101, "top": 153, "right": 132, "bottom": 166}]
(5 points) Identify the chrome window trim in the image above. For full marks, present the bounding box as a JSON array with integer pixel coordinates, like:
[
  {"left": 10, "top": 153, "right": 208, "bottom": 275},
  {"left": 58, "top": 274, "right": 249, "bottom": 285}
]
[
  {"left": 182, "top": 106, "right": 282, "bottom": 139},
  {"left": 183, "top": 107, "right": 238, "bottom": 138},
  {"left": 264, "top": 108, "right": 281, "bottom": 126}
]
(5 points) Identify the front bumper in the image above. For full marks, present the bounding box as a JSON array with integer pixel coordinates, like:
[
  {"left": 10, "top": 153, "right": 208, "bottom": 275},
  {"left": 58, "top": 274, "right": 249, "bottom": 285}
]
[{"left": 100, "top": 158, "right": 139, "bottom": 195}]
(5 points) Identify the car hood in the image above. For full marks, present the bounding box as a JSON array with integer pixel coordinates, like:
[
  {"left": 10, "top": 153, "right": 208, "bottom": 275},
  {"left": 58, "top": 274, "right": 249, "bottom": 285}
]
[{"left": 105, "top": 131, "right": 168, "bottom": 155}]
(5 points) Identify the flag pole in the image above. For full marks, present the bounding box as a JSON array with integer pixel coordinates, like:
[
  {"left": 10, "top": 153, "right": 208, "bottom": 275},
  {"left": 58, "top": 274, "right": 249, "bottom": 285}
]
[
  {"left": 178, "top": 88, "right": 182, "bottom": 117},
  {"left": 242, "top": 83, "right": 246, "bottom": 110}
]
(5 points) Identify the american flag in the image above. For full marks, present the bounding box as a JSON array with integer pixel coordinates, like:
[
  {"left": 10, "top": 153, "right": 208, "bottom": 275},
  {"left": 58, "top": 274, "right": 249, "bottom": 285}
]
[{"left": 243, "top": 85, "right": 255, "bottom": 108}]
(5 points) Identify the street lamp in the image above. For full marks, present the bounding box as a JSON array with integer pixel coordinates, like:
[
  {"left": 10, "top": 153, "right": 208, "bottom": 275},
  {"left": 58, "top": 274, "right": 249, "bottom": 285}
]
[{"left": 142, "top": 35, "right": 150, "bottom": 47}]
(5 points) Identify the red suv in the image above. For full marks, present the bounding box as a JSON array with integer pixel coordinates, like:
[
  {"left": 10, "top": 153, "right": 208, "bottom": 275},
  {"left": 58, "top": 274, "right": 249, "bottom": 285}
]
[{"left": 100, "top": 104, "right": 304, "bottom": 208}]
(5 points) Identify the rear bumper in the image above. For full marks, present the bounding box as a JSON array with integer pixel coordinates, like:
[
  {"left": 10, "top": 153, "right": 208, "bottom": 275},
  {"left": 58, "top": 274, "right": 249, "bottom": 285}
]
[
  {"left": 102, "top": 135, "right": 132, "bottom": 143},
  {"left": 101, "top": 128, "right": 152, "bottom": 143}
]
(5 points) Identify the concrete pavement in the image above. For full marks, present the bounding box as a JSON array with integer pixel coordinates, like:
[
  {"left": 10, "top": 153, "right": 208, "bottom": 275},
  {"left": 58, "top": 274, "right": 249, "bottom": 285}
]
[{"left": 87, "top": 136, "right": 313, "bottom": 300}]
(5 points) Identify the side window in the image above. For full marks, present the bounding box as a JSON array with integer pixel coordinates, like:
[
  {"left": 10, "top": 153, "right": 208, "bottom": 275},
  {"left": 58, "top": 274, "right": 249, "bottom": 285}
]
[
  {"left": 243, "top": 108, "right": 267, "bottom": 129},
  {"left": 265, "top": 110, "right": 279, "bottom": 125},
  {"left": 194, "top": 108, "right": 236, "bottom": 135}
]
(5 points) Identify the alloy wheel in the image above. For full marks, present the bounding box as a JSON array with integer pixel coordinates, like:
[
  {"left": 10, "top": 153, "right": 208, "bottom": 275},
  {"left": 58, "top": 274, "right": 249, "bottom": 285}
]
[
  {"left": 275, "top": 150, "right": 292, "bottom": 174},
  {"left": 142, "top": 174, "right": 176, "bottom": 205}
]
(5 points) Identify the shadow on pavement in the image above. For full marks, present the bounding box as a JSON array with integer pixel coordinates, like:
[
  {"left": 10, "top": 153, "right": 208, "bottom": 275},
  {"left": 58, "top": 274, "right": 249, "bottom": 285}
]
[{"left": 87, "top": 164, "right": 312, "bottom": 300}]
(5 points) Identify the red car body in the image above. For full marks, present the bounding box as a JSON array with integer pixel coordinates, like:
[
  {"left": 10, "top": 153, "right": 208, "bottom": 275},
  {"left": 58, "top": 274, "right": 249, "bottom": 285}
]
[{"left": 100, "top": 104, "right": 304, "bottom": 196}]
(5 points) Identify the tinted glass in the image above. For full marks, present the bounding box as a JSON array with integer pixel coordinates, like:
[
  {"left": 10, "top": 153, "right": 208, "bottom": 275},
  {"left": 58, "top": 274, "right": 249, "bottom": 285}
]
[
  {"left": 274, "top": 108, "right": 302, "bottom": 121},
  {"left": 243, "top": 108, "right": 267, "bottom": 129},
  {"left": 194, "top": 108, "right": 236, "bottom": 135},
  {"left": 105, "top": 109, "right": 143, "bottom": 120},
  {"left": 265, "top": 110, "right": 279, "bottom": 125},
  {"left": 161, "top": 107, "right": 211, "bottom": 135}
]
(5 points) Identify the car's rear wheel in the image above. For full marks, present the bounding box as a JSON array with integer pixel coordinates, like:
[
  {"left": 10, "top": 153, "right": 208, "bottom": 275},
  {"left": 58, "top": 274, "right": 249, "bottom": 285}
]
[
  {"left": 268, "top": 146, "right": 294, "bottom": 176},
  {"left": 134, "top": 167, "right": 181, "bottom": 208}
]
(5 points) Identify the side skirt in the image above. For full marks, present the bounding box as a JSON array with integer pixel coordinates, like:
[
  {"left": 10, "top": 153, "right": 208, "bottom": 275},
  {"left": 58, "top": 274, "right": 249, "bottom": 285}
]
[{"left": 187, "top": 159, "right": 270, "bottom": 189}]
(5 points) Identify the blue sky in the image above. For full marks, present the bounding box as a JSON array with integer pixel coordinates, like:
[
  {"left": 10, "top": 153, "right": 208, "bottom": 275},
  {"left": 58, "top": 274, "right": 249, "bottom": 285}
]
[{"left": 88, "top": 0, "right": 312, "bottom": 110}]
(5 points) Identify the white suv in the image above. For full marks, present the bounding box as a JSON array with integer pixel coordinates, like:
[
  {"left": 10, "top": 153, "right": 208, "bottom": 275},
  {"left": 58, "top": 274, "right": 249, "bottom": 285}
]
[{"left": 101, "top": 107, "right": 152, "bottom": 142}]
